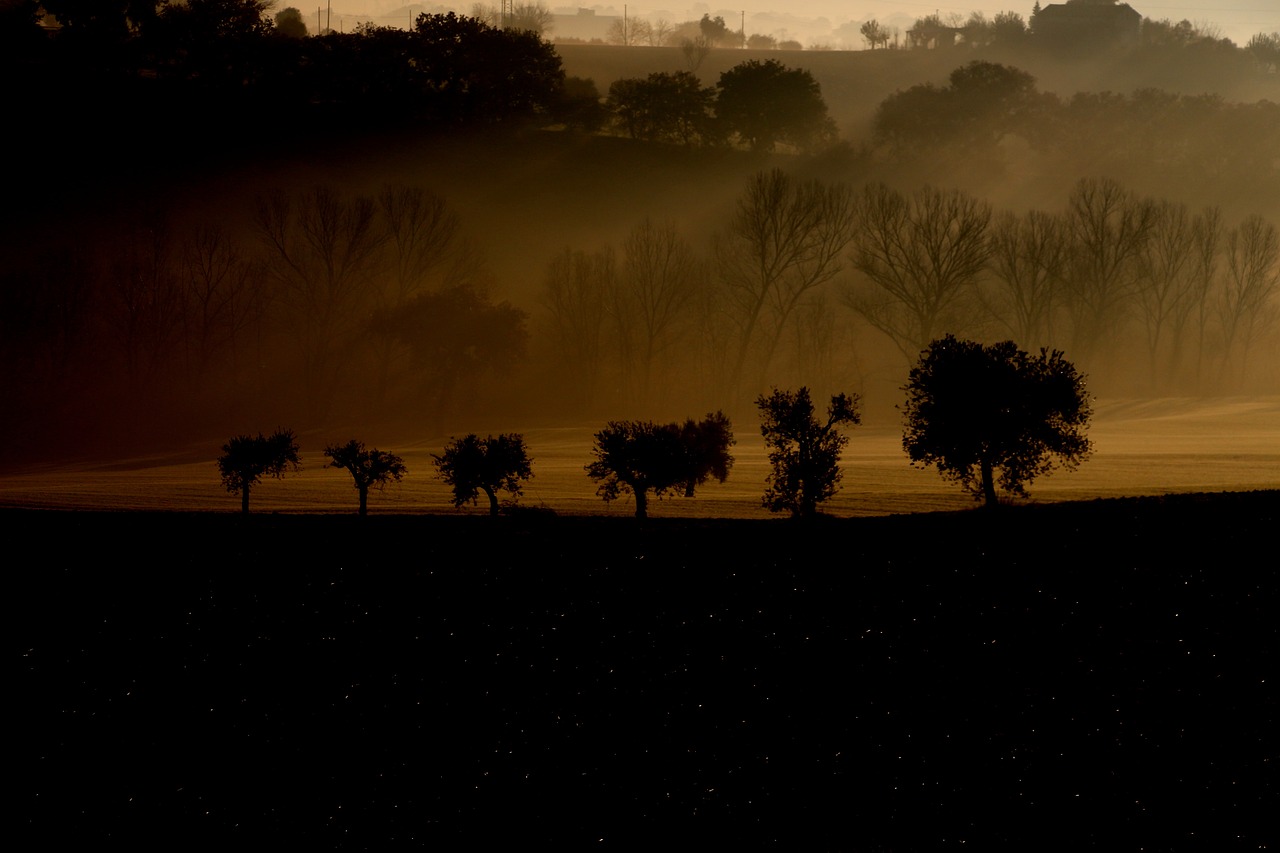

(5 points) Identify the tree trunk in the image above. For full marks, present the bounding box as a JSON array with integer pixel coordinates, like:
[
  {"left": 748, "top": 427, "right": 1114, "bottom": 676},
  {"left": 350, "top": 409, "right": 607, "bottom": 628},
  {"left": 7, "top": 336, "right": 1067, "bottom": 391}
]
[
  {"left": 981, "top": 459, "right": 998, "bottom": 508},
  {"left": 634, "top": 488, "right": 648, "bottom": 519},
  {"left": 358, "top": 486, "right": 368, "bottom": 517},
  {"left": 241, "top": 485, "right": 250, "bottom": 514},
  {"left": 484, "top": 487, "right": 499, "bottom": 517}
]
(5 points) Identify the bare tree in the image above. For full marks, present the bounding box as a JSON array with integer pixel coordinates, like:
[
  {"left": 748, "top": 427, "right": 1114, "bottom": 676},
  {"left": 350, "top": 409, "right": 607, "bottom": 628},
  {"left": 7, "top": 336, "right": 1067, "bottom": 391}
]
[
  {"left": 860, "top": 19, "right": 888, "bottom": 49},
  {"left": 680, "top": 36, "right": 711, "bottom": 71},
  {"left": 1134, "top": 200, "right": 1196, "bottom": 391},
  {"left": 507, "top": 2, "right": 553, "bottom": 36},
  {"left": 983, "top": 209, "right": 1068, "bottom": 350},
  {"left": 650, "top": 18, "right": 673, "bottom": 45},
  {"left": 1182, "top": 206, "right": 1223, "bottom": 389},
  {"left": 104, "top": 211, "right": 185, "bottom": 388},
  {"left": 1219, "top": 214, "right": 1280, "bottom": 388},
  {"left": 539, "top": 247, "right": 615, "bottom": 412},
  {"left": 179, "top": 224, "right": 264, "bottom": 380},
  {"left": 613, "top": 218, "right": 707, "bottom": 406},
  {"left": 1060, "top": 177, "right": 1158, "bottom": 362},
  {"left": 469, "top": 3, "right": 500, "bottom": 27},
  {"left": 253, "top": 186, "right": 385, "bottom": 419},
  {"left": 716, "top": 169, "right": 858, "bottom": 397},
  {"left": 324, "top": 439, "right": 407, "bottom": 516},
  {"left": 844, "top": 183, "right": 992, "bottom": 362}
]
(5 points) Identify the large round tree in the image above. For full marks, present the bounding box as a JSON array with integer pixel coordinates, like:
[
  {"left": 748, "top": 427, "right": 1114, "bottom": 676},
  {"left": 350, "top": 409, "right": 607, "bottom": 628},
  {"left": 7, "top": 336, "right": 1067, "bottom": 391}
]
[
  {"left": 902, "top": 335, "right": 1093, "bottom": 507},
  {"left": 715, "top": 59, "right": 836, "bottom": 153}
]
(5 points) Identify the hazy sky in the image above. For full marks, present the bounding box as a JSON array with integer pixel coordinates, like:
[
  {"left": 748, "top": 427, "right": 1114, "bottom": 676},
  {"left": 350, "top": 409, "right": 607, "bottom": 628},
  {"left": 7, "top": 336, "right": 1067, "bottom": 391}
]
[{"left": 342, "top": 2, "right": 1278, "bottom": 47}]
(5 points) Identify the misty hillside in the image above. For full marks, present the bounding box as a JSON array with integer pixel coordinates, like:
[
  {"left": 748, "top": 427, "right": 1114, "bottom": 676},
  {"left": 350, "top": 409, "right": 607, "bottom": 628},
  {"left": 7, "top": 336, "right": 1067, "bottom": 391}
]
[{"left": 4, "top": 35, "right": 1279, "bottom": 466}]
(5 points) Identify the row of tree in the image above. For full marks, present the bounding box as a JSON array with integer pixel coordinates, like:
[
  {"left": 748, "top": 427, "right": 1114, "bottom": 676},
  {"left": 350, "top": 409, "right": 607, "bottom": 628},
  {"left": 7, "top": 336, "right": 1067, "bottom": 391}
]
[
  {"left": 600, "top": 60, "right": 835, "bottom": 152},
  {"left": 539, "top": 172, "right": 1279, "bottom": 413},
  {"left": 219, "top": 335, "right": 1092, "bottom": 517},
  {"left": 218, "top": 431, "right": 524, "bottom": 516}
]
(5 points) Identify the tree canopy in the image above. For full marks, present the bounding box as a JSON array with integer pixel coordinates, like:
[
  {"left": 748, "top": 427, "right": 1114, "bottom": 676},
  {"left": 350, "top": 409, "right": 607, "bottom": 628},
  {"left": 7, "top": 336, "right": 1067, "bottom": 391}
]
[
  {"left": 433, "top": 433, "right": 534, "bottom": 517},
  {"left": 216, "top": 428, "right": 301, "bottom": 514},
  {"left": 902, "top": 335, "right": 1093, "bottom": 507},
  {"left": 586, "top": 412, "right": 734, "bottom": 518},
  {"left": 715, "top": 60, "right": 836, "bottom": 153},
  {"left": 324, "top": 439, "right": 407, "bottom": 516},
  {"left": 756, "top": 387, "right": 861, "bottom": 517}
]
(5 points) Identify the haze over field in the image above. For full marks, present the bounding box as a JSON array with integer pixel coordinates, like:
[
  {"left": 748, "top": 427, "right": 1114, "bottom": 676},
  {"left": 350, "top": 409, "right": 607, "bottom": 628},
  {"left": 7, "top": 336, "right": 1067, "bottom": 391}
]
[
  {"left": 2, "top": 397, "right": 1276, "bottom": 516},
  {"left": 4, "top": 4, "right": 1278, "bottom": 512}
]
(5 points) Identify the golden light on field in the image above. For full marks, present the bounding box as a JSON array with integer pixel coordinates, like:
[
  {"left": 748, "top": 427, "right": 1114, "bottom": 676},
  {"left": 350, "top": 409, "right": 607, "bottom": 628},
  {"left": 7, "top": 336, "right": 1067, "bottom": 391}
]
[{"left": 1, "top": 397, "right": 1275, "bottom": 517}]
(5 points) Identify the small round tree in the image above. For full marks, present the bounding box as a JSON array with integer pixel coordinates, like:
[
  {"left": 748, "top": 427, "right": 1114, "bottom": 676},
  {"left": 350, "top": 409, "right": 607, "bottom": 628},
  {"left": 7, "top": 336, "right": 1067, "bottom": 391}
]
[
  {"left": 324, "top": 439, "right": 407, "bottom": 516},
  {"left": 902, "top": 335, "right": 1093, "bottom": 507},
  {"left": 217, "top": 429, "right": 301, "bottom": 514},
  {"left": 433, "top": 433, "right": 533, "bottom": 517}
]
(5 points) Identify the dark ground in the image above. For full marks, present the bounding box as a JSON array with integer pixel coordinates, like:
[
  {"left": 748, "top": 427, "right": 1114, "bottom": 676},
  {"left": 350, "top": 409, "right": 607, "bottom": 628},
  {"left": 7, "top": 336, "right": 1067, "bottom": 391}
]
[{"left": 16, "top": 491, "right": 1278, "bottom": 849}]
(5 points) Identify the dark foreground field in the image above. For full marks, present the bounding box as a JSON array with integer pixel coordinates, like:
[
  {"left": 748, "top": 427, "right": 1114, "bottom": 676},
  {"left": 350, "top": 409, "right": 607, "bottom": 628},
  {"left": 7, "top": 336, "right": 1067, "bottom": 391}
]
[{"left": 17, "top": 491, "right": 1278, "bottom": 849}]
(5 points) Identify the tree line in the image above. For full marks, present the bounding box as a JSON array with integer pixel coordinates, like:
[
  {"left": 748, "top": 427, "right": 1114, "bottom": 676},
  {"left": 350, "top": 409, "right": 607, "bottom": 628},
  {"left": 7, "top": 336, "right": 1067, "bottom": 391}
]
[{"left": 220, "top": 333, "right": 1092, "bottom": 518}]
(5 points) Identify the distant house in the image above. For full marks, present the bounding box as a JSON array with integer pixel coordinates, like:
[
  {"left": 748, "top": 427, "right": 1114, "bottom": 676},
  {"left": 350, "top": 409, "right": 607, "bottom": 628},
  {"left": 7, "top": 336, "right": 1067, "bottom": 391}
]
[{"left": 1032, "top": 2, "right": 1142, "bottom": 49}]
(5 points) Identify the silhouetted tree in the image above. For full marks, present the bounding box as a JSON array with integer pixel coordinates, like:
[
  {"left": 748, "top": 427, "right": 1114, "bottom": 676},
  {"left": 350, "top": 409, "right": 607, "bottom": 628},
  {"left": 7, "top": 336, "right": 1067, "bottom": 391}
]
[
  {"left": 756, "top": 387, "right": 861, "bottom": 517},
  {"left": 699, "top": 13, "right": 732, "bottom": 46},
  {"left": 586, "top": 412, "right": 734, "bottom": 518},
  {"left": 273, "top": 6, "right": 307, "bottom": 38},
  {"left": 433, "top": 433, "right": 533, "bottom": 516},
  {"left": 873, "top": 61, "right": 1040, "bottom": 157},
  {"left": 217, "top": 428, "right": 301, "bottom": 514},
  {"left": 680, "top": 36, "right": 711, "bottom": 71},
  {"left": 902, "top": 335, "right": 1092, "bottom": 508},
  {"left": 554, "top": 76, "right": 608, "bottom": 132},
  {"left": 324, "top": 439, "right": 407, "bottom": 516},
  {"left": 860, "top": 19, "right": 889, "bottom": 49},
  {"left": 715, "top": 60, "right": 836, "bottom": 153}
]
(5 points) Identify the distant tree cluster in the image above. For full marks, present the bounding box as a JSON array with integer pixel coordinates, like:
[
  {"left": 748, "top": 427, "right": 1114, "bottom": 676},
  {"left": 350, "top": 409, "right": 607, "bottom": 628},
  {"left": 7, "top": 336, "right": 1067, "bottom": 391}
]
[
  {"left": 603, "top": 59, "right": 836, "bottom": 153},
  {"left": 873, "top": 61, "right": 1279, "bottom": 193},
  {"left": 6, "top": 7, "right": 568, "bottom": 139},
  {"left": 586, "top": 412, "right": 734, "bottom": 518}
]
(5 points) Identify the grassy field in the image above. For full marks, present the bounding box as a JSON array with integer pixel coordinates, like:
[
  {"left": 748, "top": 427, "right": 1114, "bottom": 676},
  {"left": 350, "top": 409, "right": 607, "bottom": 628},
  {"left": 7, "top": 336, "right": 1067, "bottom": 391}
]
[{"left": 14, "top": 488, "right": 1277, "bottom": 847}]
